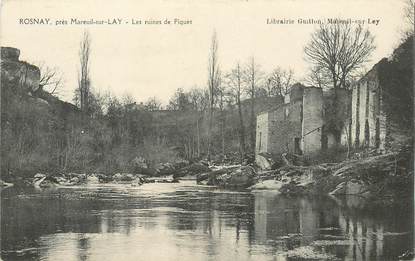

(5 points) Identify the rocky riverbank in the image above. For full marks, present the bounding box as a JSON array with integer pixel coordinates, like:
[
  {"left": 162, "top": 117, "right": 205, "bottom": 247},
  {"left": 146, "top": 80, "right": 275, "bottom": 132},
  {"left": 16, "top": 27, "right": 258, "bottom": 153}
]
[
  {"left": 2, "top": 160, "right": 209, "bottom": 189},
  {"left": 196, "top": 147, "right": 413, "bottom": 202},
  {"left": 27, "top": 171, "right": 182, "bottom": 189},
  {"left": 2, "top": 146, "right": 412, "bottom": 204}
]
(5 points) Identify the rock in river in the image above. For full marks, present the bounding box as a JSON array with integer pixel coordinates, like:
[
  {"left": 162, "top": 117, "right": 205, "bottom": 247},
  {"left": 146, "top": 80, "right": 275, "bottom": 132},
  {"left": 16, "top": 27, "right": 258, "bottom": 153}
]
[
  {"left": 256, "top": 152, "right": 277, "bottom": 170},
  {"left": 86, "top": 174, "right": 100, "bottom": 184},
  {"left": 197, "top": 166, "right": 256, "bottom": 189},
  {"left": 113, "top": 173, "right": 135, "bottom": 182},
  {"left": 173, "top": 163, "right": 211, "bottom": 179},
  {"left": 154, "top": 162, "right": 176, "bottom": 175},
  {"left": 250, "top": 180, "right": 283, "bottom": 191},
  {"left": 33, "top": 173, "right": 60, "bottom": 188},
  {"left": 0, "top": 179, "right": 13, "bottom": 188}
]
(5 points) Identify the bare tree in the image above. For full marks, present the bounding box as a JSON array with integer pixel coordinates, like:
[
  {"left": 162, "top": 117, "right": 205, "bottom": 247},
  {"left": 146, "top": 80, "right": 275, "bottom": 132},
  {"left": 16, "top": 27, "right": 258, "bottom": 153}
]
[
  {"left": 216, "top": 77, "right": 226, "bottom": 156},
  {"left": 404, "top": 0, "right": 414, "bottom": 29},
  {"left": 121, "top": 93, "right": 135, "bottom": 107},
  {"left": 188, "top": 88, "right": 206, "bottom": 111},
  {"left": 144, "top": 96, "right": 162, "bottom": 111},
  {"left": 36, "top": 62, "right": 64, "bottom": 95},
  {"left": 243, "top": 57, "right": 263, "bottom": 152},
  {"left": 267, "top": 67, "right": 294, "bottom": 96},
  {"left": 188, "top": 88, "right": 206, "bottom": 158},
  {"left": 304, "top": 23, "right": 375, "bottom": 90},
  {"left": 206, "top": 31, "right": 221, "bottom": 161},
  {"left": 226, "top": 63, "right": 246, "bottom": 162},
  {"left": 304, "top": 65, "right": 331, "bottom": 89},
  {"left": 78, "top": 31, "right": 91, "bottom": 113}
]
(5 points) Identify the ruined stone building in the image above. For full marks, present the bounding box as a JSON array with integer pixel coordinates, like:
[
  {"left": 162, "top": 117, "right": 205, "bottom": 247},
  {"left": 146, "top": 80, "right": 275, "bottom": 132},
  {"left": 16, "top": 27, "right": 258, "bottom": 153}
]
[
  {"left": 350, "top": 36, "right": 413, "bottom": 151},
  {"left": 255, "top": 36, "right": 413, "bottom": 165},
  {"left": 255, "top": 83, "right": 350, "bottom": 161},
  {"left": 350, "top": 61, "right": 387, "bottom": 150}
]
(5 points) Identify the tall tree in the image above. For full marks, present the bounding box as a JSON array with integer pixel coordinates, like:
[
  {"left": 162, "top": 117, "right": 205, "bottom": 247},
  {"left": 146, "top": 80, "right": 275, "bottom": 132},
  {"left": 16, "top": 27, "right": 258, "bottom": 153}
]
[
  {"left": 305, "top": 23, "right": 375, "bottom": 145},
  {"left": 216, "top": 77, "right": 226, "bottom": 156},
  {"left": 243, "top": 57, "right": 263, "bottom": 152},
  {"left": 189, "top": 87, "right": 207, "bottom": 158},
  {"left": 36, "top": 62, "right": 64, "bottom": 96},
  {"left": 226, "top": 63, "right": 246, "bottom": 162},
  {"left": 78, "top": 31, "right": 92, "bottom": 113},
  {"left": 304, "top": 23, "right": 375, "bottom": 90},
  {"left": 207, "top": 31, "right": 221, "bottom": 161},
  {"left": 267, "top": 67, "right": 294, "bottom": 96}
]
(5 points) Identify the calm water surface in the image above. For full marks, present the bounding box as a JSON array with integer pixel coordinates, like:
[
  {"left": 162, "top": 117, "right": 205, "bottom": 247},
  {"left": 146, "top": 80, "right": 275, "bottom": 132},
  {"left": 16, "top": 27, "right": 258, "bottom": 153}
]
[{"left": 1, "top": 181, "right": 413, "bottom": 261}]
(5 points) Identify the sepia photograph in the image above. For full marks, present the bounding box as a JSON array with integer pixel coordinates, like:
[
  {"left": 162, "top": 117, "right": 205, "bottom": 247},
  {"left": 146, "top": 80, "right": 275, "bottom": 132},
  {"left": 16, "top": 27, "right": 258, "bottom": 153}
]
[{"left": 0, "top": 0, "right": 414, "bottom": 260}]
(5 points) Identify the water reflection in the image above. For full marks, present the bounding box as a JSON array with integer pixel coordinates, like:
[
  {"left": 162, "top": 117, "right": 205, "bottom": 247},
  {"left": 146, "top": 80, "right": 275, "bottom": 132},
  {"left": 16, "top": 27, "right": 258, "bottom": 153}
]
[{"left": 1, "top": 182, "right": 412, "bottom": 261}]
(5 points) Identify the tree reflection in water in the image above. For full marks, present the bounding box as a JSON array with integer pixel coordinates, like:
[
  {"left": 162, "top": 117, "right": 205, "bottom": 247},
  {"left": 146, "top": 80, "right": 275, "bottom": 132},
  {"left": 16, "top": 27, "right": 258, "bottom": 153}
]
[{"left": 1, "top": 182, "right": 412, "bottom": 261}]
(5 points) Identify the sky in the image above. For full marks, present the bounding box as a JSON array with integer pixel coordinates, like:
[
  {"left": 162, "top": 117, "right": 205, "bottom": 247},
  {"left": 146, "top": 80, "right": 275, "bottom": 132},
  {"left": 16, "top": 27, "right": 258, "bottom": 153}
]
[{"left": 0, "top": 0, "right": 408, "bottom": 105}]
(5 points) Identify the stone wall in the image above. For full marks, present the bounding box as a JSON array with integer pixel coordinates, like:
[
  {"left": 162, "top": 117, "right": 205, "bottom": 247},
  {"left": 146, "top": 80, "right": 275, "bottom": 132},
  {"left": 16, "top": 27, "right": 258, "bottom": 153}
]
[
  {"left": 322, "top": 88, "right": 352, "bottom": 149},
  {"left": 255, "top": 84, "right": 326, "bottom": 160},
  {"left": 351, "top": 60, "right": 388, "bottom": 151},
  {"left": 255, "top": 95, "right": 303, "bottom": 158},
  {"left": 256, "top": 112, "right": 270, "bottom": 154},
  {"left": 350, "top": 82, "right": 358, "bottom": 146},
  {"left": 255, "top": 82, "right": 357, "bottom": 165},
  {"left": 289, "top": 83, "right": 305, "bottom": 103},
  {"left": 255, "top": 84, "right": 309, "bottom": 157},
  {"left": 285, "top": 89, "right": 304, "bottom": 154},
  {"left": 350, "top": 36, "right": 414, "bottom": 151},
  {"left": 302, "top": 87, "right": 323, "bottom": 154},
  {"left": 268, "top": 104, "right": 302, "bottom": 155},
  {"left": 358, "top": 79, "right": 367, "bottom": 145},
  {"left": 335, "top": 89, "right": 352, "bottom": 147}
]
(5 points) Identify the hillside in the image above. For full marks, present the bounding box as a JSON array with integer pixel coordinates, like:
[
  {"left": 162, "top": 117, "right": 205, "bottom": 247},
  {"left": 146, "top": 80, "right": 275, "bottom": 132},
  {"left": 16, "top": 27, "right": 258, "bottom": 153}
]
[{"left": 1, "top": 46, "right": 283, "bottom": 179}]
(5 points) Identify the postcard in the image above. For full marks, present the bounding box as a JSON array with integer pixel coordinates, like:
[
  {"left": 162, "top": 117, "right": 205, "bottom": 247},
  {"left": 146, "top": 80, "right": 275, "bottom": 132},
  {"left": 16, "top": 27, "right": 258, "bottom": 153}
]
[{"left": 1, "top": 0, "right": 413, "bottom": 260}]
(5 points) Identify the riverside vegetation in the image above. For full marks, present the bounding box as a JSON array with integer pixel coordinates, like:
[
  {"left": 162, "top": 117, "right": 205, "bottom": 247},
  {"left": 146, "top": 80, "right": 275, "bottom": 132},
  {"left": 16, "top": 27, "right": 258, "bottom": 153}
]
[{"left": 1, "top": 30, "right": 413, "bottom": 207}]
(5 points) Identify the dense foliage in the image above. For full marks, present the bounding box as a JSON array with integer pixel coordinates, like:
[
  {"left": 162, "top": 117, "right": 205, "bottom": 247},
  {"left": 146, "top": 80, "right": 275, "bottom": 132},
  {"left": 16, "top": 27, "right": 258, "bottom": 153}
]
[{"left": 1, "top": 76, "right": 281, "bottom": 178}]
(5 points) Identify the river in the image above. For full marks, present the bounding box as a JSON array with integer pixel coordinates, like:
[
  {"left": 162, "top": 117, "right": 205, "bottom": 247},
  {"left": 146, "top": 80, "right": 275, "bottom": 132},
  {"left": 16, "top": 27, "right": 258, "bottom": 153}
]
[{"left": 1, "top": 181, "right": 413, "bottom": 260}]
